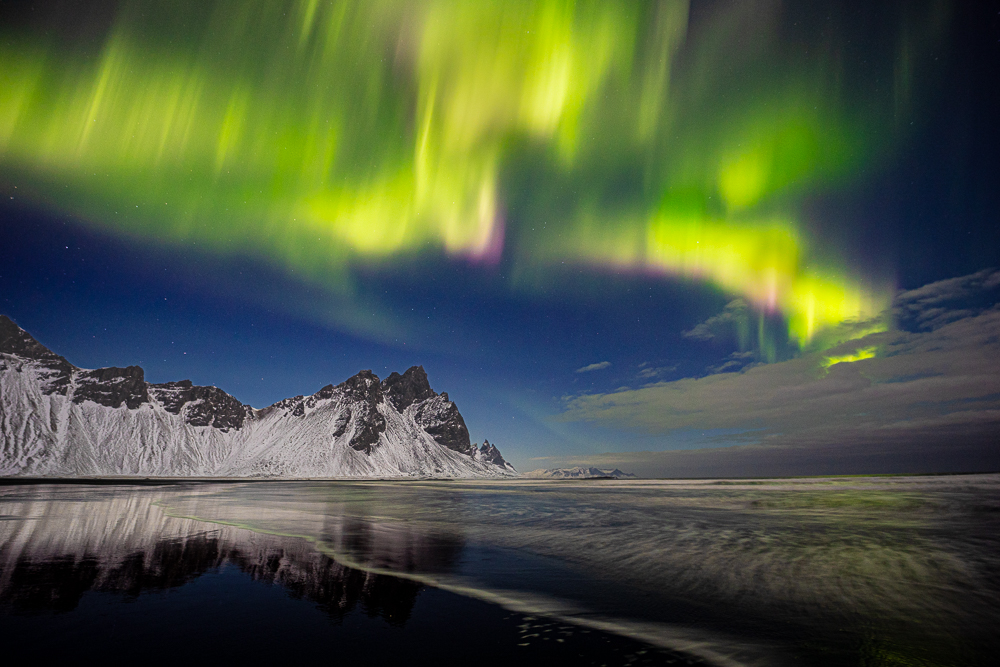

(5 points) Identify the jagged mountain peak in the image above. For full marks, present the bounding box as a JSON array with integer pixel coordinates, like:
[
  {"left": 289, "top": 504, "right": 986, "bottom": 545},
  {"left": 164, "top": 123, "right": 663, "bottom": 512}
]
[
  {"left": 476, "top": 439, "right": 514, "bottom": 471},
  {"left": 0, "top": 315, "right": 68, "bottom": 365},
  {"left": 0, "top": 315, "right": 515, "bottom": 478},
  {"left": 381, "top": 365, "right": 436, "bottom": 411},
  {"left": 336, "top": 369, "right": 383, "bottom": 403},
  {"left": 0, "top": 315, "right": 74, "bottom": 396}
]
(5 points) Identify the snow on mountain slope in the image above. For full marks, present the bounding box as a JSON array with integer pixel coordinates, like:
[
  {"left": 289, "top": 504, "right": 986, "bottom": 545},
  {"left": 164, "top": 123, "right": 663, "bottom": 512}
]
[
  {"left": 522, "top": 467, "right": 636, "bottom": 479},
  {"left": 0, "top": 315, "right": 516, "bottom": 478}
]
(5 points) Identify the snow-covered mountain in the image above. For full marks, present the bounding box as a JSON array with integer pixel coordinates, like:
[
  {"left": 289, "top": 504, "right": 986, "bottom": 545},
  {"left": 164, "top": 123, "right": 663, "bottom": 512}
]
[
  {"left": 523, "top": 467, "right": 636, "bottom": 479},
  {"left": 0, "top": 315, "right": 516, "bottom": 478}
]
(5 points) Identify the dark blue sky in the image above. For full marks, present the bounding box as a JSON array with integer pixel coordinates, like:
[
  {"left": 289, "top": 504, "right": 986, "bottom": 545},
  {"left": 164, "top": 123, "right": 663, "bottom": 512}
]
[{"left": 2, "top": 0, "right": 999, "bottom": 474}]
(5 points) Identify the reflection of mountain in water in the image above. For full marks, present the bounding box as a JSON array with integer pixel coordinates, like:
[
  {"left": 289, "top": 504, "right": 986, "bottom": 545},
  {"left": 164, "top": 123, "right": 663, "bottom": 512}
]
[{"left": 0, "top": 488, "right": 462, "bottom": 623}]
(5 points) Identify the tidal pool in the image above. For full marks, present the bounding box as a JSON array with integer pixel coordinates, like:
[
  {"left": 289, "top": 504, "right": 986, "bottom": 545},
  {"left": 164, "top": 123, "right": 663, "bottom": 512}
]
[{"left": 1, "top": 474, "right": 998, "bottom": 666}]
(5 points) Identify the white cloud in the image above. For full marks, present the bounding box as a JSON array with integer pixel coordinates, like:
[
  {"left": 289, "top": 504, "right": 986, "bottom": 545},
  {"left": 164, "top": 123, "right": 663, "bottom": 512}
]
[
  {"left": 705, "top": 351, "right": 756, "bottom": 374},
  {"left": 558, "top": 272, "right": 1000, "bottom": 476},
  {"left": 682, "top": 299, "right": 749, "bottom": 341},
  {"left": 565, "top": 312, "right": 1000, "bottom": 435},
  {"left": 637, "top": 364, "right": 677, "bottom": 380},
  {"left": 576, "top": 361, "right": 611, "bottom": 373},
  {"left": 895, "top": 268, "right": 1000, "bottom": 331}
]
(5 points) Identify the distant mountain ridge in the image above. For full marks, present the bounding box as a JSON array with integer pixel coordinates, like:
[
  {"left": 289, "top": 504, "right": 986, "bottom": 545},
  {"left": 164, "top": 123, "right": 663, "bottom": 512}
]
[
  {"left": 0, "top": 315, "right": 515, "bottom": 478},
  {"left": 523, "top": 467, "right": 636, "bottom": 479}
]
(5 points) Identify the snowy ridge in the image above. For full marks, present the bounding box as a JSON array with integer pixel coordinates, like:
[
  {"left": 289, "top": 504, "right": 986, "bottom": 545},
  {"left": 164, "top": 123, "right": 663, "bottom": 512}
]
[
  {"left": 523, "top": 467, "right": 636, "bottom": 479},
  {"left": 0, "top": 315, "right": 516, "bottom": 478}
]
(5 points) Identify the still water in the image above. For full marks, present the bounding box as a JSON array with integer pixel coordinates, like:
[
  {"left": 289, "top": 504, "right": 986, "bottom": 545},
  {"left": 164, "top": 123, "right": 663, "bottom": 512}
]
[{"left": 1, "top": 475, "right": 999, "bottom": 666}]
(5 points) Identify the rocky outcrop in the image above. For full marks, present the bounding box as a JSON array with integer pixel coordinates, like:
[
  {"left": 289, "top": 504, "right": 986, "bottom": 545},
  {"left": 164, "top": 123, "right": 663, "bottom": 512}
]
[
  {"left": 412, "top": 394, "right": 474, "bottom": 455},
  {"left": 478, "top": 440, "right": 508, "bottom": 467},
  {"left": 73, "top": 366, "right": 149, "bottom": 409},
  {"left": 0, "top": 315, "right": 64, "bottom": 363},
  {"left": 337, "top": 371, "right": 387, "bottom": 455},
  {"left": 380, "top": 365, "right": 474, "bottom": 455},
  {"left": 381, "top": 366, "right": 436, "bottom": 411},
  {"left": 0, "top": 315, "right": 73, "bottom": 395},
  {"left": 148, "top": 380, "right": 249, "bottom": 431}
]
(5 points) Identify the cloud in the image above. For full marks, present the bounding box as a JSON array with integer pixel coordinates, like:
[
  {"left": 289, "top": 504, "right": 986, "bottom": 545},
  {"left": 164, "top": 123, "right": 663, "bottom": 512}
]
[
  {"left": 565, "top": 313, "right": 1000, "bottom": 436},
  {"left": 559, "top": 271, "right": 1000, "bottom": 476},
  {"left": 682, "top": 299, "right": 750, "bottom": 342},
  {"left": 706, "top": 351, "right": 756, "bottom": 374},
  {"left": 576, "top": 361, "right": 611, "bottom": 373},
  {"left": 637, "top": 364, "right": 677, "bottom": 380},
  {"left": 894, "top": 268, "right": 1000, "bottom": 331}
]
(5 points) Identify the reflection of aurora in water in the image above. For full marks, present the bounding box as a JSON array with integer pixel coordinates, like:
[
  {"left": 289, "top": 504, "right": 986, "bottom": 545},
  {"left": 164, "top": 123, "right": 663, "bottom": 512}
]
[
  {"left": 0, "top": 1, "right": 947, "bottom": 352},
  {"left": 3, "top": 477, "right": 998, "bottom": 666}
]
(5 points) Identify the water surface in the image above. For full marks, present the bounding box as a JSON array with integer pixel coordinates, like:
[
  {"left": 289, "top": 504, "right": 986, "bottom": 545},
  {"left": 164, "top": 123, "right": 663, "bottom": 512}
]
[{"left": 2, "top": 475, "right": 999, "bottom": 665}]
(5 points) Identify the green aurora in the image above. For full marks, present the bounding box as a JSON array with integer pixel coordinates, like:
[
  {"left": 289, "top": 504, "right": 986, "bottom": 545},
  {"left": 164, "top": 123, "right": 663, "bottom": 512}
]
[{"left": 0, "top": 0, "right": 946, "bottom": 354}]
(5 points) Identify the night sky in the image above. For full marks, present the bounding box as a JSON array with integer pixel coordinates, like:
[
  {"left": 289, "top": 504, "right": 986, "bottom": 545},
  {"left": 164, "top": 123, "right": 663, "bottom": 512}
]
[{"left": 2, "top": 0, "right": 999, "bottom": 475}]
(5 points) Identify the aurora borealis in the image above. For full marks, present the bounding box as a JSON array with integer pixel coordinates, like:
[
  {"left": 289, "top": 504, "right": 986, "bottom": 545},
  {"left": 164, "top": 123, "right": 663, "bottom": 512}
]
[
  {"left": 2, "top": 0, "right": 999, "bottom": 474},
  {"left": 0, "top": 0, "right": 934, "bottom": 346}
]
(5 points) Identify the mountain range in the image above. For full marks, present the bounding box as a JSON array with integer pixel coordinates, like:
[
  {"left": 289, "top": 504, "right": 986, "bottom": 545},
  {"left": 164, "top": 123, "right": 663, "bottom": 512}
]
[
  {"left": 0, "top": 315, "right": 515, "bottom": 478},
  {"left": 523, "top": 467, "right": 636, "bottom": 479}
]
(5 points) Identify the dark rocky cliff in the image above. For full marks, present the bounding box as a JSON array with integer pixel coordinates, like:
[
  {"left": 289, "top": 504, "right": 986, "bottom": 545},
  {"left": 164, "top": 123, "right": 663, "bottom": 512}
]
[
  {"left": 0, "top": 314, "right": 73, "bottom": 395},
  {"left": 478, "top": 440, "right": 511, "bottom": 468},
  {"left": 378, "top": 365, "right": 473, "bottom": 454},
  {"left": 148, "top": 380, "right": 249, "bottom": 431}
]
